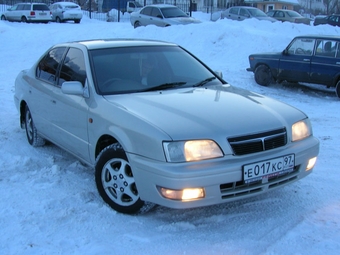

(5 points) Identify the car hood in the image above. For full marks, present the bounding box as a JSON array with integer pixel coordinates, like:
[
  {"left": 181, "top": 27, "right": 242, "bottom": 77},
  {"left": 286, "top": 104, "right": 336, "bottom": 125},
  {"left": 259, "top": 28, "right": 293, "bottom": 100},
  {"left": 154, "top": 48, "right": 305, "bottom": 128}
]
[
  {"left": 167, "top": 17, "right": 201, "bottom": 25},
  {"left": 256, "top": 16, "right": 277, "bottom": 22},
  {"left": 249, "top": 52, "right": 283, "bottom": 58},
  {"left": 103, "top": 85, "right": 305, "bottom": 140}
]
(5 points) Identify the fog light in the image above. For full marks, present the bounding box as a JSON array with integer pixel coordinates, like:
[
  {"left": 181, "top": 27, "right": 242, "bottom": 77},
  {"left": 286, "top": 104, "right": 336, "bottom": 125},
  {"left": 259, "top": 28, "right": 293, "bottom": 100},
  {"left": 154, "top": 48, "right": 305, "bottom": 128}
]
[
  {"left": 159, "top": 187, "right": 205, "bottom": 201},
  {"left": 306, "top": 157, "right": 317, "bottom": 171}
]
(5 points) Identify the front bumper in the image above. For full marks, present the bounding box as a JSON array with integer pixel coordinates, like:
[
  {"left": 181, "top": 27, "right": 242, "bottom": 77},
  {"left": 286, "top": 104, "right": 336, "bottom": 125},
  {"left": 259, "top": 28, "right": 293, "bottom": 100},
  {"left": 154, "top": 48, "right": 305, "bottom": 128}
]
[{"left": 128, "top": 136, "right": 319, "bottom": 209}]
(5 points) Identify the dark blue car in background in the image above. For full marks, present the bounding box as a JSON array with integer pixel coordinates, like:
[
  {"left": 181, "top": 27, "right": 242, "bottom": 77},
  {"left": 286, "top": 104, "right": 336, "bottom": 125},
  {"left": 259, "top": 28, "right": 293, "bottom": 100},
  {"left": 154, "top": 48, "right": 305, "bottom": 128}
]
[{"left": 247, "top": 35, "right": 340, "bottom": 98}]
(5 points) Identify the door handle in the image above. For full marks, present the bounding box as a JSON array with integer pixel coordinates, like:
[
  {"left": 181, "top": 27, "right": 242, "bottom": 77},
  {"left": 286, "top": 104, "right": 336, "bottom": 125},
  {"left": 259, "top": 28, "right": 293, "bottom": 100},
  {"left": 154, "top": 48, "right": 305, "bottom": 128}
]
[{"left": 303, "top": 59, "right": 310, "bottom": 62}]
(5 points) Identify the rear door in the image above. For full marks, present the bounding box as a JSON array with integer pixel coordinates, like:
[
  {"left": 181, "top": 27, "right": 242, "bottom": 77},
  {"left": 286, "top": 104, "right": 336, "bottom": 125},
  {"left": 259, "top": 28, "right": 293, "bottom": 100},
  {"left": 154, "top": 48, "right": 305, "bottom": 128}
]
[
  {"left": 310, "top": 39, "right": 340, "bottom": 86},
  {"left": 278, "top": 37, "right": 315, "bottom": 83}
]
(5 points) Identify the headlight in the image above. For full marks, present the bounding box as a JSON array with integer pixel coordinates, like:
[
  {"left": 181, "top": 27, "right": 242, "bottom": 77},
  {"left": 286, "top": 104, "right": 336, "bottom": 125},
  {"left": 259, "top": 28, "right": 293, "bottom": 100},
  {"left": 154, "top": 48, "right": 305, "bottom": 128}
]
[
  {"left": 163, "top": 140, "right": 223, "bottom": 162},
  {"left": 292, "top": 119, "right": 312, "bottom": 142}
]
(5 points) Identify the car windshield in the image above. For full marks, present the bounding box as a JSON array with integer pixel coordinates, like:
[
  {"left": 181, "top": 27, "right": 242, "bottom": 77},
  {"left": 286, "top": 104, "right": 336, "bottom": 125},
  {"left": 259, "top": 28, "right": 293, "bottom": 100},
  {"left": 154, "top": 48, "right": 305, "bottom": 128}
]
[
  {"left": 248, "top": 9, "right": 267, "bottom": 17},
  {"left": 89, "top": 45, "right": 221, "bottom": 95},
  {"left": 286, "top": 11, "right": 301, "bottom": 17},
  {"left": 161, "top": 7, "right": 188, "bottom": 18}
]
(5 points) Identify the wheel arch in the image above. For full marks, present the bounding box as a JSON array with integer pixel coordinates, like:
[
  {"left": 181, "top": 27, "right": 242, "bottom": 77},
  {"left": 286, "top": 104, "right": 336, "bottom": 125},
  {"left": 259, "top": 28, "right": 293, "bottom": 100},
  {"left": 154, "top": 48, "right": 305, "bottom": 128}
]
[
  {"left": 95, "top": 134, "right": 119, "bottom": 159},
  {"left": 254, "top": 62, "right": 278, "bottom": 79},
  {"left": 19, "top": 100, "right": 28, "bottom": 129},
  {"left": 332, "top": 73, "right": 340, "bottom": 87}
]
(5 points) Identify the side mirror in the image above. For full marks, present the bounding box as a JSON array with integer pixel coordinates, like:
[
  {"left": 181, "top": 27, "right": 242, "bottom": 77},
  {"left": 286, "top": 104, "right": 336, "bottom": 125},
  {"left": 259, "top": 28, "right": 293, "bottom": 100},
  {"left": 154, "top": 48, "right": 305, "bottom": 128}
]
[
  {"left": 214, "top": 71, "right": 223, "bottom": 79},
  {"left": 62, "top": 81, "right": 89, "bottom": 98},
  {"left": 282, "top": 49, "right": 288, "bottom": 55}
]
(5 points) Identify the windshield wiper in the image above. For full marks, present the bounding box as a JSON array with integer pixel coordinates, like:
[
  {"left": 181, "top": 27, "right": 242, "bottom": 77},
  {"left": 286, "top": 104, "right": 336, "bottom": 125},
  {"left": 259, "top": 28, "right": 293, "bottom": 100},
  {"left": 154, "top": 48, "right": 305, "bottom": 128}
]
[
  {"left": 193, "top": 77, "right": 216, "bottom": 87},
  {"left": 143, "top": 82, "right": 187, "bottom": 92}
]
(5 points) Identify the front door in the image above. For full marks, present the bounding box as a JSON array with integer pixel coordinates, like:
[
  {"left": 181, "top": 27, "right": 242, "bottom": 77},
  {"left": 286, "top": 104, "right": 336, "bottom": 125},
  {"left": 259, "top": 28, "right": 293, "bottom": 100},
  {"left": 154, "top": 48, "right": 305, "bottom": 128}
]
[{"left": 278, "top": 37, "right": 315, "bottom": 83}]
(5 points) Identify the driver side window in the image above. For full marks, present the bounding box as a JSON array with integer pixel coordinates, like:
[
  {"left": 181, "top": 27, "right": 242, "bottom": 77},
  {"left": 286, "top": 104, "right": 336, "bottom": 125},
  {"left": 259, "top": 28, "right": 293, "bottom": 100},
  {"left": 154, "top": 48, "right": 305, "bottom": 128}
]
[
  {"left": 288, "top": 38, "right": 315, "bottom": 56},
  {"left": 151, "top": 8, "right": 162, "bottom": 18},
  {"left": 58, "top": 48, "right": 86, "bottom": 87}
]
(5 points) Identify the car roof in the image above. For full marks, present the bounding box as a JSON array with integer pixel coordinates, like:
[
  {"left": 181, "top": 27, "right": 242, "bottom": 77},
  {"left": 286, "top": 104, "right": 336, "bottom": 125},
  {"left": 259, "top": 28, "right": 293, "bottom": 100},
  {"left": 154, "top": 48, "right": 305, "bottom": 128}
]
[
  {"left": 230, "top": 6, "right": 258, "bottom": 9},
  {"left": 53, "top": 2, "right": 78, "bottom": 6},
  {"left": 295, "top": 35, "right": 340, "bottom": 40},
  {"left": 145, "top": 4, "right": 177, "bottom": 8},
  {"left": 16, "top": 2, "right": 46, "bottom": 4},
  {"left": 55, "top": 38, "right": 178, "bottom": 50},
  {"left": 271, "top": 9, "right": 298, "bottom": 12}
]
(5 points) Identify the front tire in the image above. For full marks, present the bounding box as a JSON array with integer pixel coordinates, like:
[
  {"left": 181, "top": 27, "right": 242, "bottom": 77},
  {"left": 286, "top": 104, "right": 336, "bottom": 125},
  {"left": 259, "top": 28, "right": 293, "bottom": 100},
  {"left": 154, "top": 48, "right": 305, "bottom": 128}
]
[
  {"left": 24, "top": 105, "right": 45, "bottom": 147},
  {"left": 21, "top": 16, "right": 28, "bottom": 23},
  {"left": 336, "top": 80, "right": 340, "bottom": 98},
  {"left": 254, "top": 64, "right": 273, "bottom": 86},
  {"left": 95, "top": 143, "right": 147, "bottom": 214},
  {"left": 1, "top": 15, "right": 6, "bottom": 21},
  {"left": 134, "top": 21, "right": 141, "bottom": 28}
]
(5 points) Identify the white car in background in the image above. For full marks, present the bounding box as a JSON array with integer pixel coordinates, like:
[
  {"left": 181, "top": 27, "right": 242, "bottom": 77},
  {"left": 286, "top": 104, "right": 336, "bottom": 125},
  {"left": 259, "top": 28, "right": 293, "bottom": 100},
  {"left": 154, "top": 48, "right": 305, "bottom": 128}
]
[
  {"left": 1, "top": 2, "right": 51, "bottom": 23},
  {"left": 50, "top": 2, "right": 82, "bottom": 23},
  {"left": 130, "top": 4, "right": 200, "bottom": 28}
]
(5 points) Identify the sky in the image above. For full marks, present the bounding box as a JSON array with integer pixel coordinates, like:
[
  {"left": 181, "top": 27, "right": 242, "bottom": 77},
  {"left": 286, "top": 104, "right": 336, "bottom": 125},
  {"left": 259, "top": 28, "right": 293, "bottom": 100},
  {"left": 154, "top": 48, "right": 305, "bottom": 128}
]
[{"left": 0, "top": 10, "right": 340, "bottom": 255}]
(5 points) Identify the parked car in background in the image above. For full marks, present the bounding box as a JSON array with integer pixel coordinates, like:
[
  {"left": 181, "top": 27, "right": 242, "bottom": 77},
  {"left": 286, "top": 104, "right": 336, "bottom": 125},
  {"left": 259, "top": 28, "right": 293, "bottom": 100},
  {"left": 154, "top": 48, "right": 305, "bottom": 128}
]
[
  {"left": 50, "top": 2, "right": 82, "bottom": 23},
  {"left": 0, "top": 2, "right": 51, "bottom": 23},
  {"left": 14, "top": 38, "right": 319, "bottom": 214},
  {"left": 221, "top": 6, "right": 277, "bottom": 22},
  {"left": 314, "top": 14, "right": 340, "bottom": 26},
  {"left": 266, "top": 9, "right": 310, "bottom": 25},
  {"left": 247, "top": 35, "right": 340, "bottom": 98},
  {"left": 130, "top": 4, "right": 200, "bottom": 28}
]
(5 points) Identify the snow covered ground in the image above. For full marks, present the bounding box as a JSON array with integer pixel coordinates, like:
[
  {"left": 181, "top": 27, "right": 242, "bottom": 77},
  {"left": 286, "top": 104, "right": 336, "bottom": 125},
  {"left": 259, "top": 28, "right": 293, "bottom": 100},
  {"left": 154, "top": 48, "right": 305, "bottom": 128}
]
[{"left": 0, "top": 11, "right": 339, "bottom": 255}]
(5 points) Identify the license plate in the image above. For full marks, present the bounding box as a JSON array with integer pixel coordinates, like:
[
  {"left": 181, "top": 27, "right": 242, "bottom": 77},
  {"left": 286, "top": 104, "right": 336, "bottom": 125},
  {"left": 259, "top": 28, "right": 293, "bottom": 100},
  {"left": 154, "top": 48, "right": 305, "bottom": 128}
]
[
  {"left": 243, "top": 154, "right": 295, "bottom": 184},
  {"left": 39, "top": 13, "right": 47, "bottom": 15}
]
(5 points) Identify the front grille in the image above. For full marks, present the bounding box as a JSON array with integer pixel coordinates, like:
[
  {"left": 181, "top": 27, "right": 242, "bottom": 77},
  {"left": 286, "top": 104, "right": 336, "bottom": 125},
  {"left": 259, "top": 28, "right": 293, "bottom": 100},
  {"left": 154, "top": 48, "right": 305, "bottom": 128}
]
[
  {"left": 228, "top": 128, "right": 287, "bottom": 156},
  {"left": 220, "top": 166, "right": 299, "bottom": 199}
]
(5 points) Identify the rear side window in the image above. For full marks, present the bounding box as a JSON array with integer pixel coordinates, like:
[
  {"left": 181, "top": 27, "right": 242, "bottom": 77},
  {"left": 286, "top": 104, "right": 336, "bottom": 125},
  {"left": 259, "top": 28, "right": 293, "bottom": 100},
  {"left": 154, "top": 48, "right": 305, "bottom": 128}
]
[
  {"left": 36, "top": 47, "right": 67, "bottom": 84},
  {"left": 58, "top": 48, "right": 86, "bottom": 86},
  {"left": 16, "top": 4, "right": 25, "bottom": 10}
]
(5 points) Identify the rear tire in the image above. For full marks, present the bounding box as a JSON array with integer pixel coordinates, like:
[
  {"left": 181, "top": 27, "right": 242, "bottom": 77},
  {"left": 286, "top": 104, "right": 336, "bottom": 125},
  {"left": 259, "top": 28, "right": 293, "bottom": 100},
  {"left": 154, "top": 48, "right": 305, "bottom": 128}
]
[
  {"left": 74, "top": 19, "right": 80, "bottom": 24},
  {"left": 56, "top": 17, "right": 62, "bottom": 23},
  {"left": 21, "top": 16, "right": 28, "bottom": 23},
  {"left": 24, "top": 105, "right": 45, "bottom": 147},
  {"left": 254, "top": 64, "right": 273, "bottom": 86},
  {"left": 95, "top": 143, "right": 153, "bottom": 214}
]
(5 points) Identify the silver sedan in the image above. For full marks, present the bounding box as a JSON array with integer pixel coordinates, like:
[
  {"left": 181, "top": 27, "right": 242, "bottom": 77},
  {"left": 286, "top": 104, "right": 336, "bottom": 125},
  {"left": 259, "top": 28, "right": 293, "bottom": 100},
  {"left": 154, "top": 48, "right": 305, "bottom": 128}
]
[
  {"left": 14, "top": 39, "right": 319, "bottom": 214},
  {"left": 130, "top": 4, "right": 200, "bottom": 28}
]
